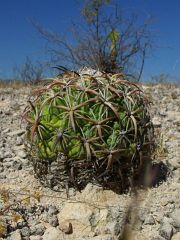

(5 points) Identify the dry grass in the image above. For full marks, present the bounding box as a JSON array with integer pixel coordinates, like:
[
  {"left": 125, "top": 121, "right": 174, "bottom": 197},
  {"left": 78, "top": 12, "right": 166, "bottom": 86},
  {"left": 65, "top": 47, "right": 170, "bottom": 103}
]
[
  {"left": 144, "top": 81, "right": 180, "bottom": 89},
  {"left": 0, "top": 80, "right": 30, "bottom": 89}
]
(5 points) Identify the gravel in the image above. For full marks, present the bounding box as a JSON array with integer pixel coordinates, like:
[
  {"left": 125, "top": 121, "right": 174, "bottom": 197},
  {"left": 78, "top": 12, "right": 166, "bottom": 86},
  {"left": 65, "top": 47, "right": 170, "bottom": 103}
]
[{"left": 0, "top": 84, "right": 179, "bottom": 239}]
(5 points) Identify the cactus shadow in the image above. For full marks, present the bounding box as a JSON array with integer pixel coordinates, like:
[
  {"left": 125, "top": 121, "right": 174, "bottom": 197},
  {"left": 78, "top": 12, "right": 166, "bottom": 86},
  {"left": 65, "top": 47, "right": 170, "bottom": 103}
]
[
  {"left": 134, "top": 160, "right": 170, "bottom": 189},
  {"left": 100, "top": 160, "right": 170, "bottom": 194}
]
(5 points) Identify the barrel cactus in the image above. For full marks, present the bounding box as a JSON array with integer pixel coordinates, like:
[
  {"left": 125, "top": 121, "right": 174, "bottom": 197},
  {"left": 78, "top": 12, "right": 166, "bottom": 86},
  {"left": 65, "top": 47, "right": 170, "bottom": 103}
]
[{"left": 23, "top": 68, "right": 154, "bottom": 192}]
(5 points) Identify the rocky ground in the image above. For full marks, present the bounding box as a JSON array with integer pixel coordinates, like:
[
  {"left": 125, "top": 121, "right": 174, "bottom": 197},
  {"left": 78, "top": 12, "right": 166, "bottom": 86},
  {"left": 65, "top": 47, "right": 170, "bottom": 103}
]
[{"left": 0, "top": 84, "right": 179, "bottom": 240}]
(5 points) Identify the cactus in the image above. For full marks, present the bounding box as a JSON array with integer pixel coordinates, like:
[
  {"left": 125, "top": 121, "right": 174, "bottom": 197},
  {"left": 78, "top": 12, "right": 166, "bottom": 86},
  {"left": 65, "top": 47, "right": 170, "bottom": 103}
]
[{"left": 23, "top": 68, "right": 154, "bottom": 192}]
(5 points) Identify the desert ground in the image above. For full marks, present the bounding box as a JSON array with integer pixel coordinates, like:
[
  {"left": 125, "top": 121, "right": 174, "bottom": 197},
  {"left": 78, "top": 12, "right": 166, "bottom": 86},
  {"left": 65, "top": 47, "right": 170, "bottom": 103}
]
[{"left": 0, "top": 83, "right": 179, "bottom": 240}]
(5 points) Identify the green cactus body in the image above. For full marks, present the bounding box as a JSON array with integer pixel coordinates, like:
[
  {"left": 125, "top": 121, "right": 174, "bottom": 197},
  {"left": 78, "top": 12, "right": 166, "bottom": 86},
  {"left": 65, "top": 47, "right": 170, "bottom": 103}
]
[{"left": 24, "top": 70, "right": 154, "bottom": 191}]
